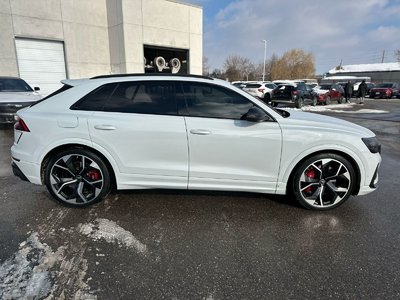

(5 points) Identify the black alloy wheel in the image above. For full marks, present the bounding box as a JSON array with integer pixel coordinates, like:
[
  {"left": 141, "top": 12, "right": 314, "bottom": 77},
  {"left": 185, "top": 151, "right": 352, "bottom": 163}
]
[
  {"left": 45, "top": 148, "right": 111, "bottom": 206},
  {"left": 293, "top": 153, "right": 356, "bottom": 210}
]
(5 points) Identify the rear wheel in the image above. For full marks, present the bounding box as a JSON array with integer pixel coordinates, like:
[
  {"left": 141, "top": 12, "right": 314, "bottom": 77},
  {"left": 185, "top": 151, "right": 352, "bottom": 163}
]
[
  {"left": 312, "top": 96, "right": 317, "bottom": 106},
  {"left": 292, "top": 153, "right": 356, "bottom": 210},
  {"left": 44, "top": 148, "right": 111, "bottom": 207},
  {"left": 326, "top": 96, "right": 331, "bottom": 105},
  {"left": 295, "top": 98, "right": 304, "bottom": 108}
]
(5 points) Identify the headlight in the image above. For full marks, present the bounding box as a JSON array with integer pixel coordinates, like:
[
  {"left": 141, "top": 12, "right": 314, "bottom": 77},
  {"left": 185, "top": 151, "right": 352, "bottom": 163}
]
[{"left": 362, "top": 137, "right": 381, "bottom": 154}]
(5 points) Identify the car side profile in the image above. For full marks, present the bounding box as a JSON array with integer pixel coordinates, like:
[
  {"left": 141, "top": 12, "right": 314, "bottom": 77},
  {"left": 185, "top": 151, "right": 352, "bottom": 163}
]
[
  {"left": 11, "top": 74, "right": 381, "bottom": 210},
  {"left": 315, "top": 83, "right": 344, "bottom": 104},
  {"left": 271, "top": 83, "right": 317, "bottom": 108}
]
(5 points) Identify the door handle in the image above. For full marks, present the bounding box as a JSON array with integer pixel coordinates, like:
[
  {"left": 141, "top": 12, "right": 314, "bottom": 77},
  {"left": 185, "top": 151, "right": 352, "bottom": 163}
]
[
  {"left": 94, "top": 124, "right": 117, "bottom": 130},
  {"left": 190, "top": 129, "right": 212, "bottom": 135}
]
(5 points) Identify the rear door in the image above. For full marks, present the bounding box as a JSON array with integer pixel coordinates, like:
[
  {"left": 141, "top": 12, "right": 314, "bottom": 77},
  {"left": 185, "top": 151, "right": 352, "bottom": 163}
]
[
  {"left": 180, "top": 81, "right": 282, "bottom": 193},
  {"left": 74, "top": 80, "right": 189, "bottom": 189},
  {"left": 273, "top": 85, "right": 293, "bottom": 100}
]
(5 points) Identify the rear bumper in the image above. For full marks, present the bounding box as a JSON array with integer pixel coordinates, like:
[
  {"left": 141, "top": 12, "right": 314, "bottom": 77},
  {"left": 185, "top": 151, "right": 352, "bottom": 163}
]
[
  {"left": 11, "top": 156, "right": 42, "bottom": 185},
  {"left": 11, "top": 161, "right": 28, "bottom": 181}
]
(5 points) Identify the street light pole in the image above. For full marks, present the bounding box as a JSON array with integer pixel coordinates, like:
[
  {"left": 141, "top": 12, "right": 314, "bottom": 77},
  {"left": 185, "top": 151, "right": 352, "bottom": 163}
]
[{"left": 262, "top": 40, "right": 267, "bottom": 82}]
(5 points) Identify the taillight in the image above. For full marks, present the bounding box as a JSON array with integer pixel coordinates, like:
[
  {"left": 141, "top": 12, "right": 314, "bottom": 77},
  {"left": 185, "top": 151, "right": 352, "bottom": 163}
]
[
  {"left": 15, "top": 117, "right": 30, "bottom": 132},
  {"left": 258, "top": 88, "right": 265, "bottom": 92},
  {"left": 385, "top": 89, "right": 391, "bottom": 95},
  {"left": 291, "top": 90, "right": 298, "bottom": 95}
]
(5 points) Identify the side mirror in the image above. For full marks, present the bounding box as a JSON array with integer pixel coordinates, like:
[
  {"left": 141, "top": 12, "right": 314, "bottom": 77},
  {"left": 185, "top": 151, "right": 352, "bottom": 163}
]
[
  {"left": 34, "top": 87, "right": 40, "bottom": 91},
  {"left": 241, "top": 107, "right": 270, "bottom": 122}
]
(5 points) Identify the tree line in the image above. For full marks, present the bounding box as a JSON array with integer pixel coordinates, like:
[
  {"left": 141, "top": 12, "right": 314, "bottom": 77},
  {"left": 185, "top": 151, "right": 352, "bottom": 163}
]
[{"left": 203, "top": 49, "right": 316, "bottom": 82}]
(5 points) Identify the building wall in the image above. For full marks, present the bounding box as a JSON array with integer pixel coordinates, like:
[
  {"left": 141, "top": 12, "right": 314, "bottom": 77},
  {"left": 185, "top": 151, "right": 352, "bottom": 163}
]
[
  {"left": 0, "top": 0, "right": 202, "bottom": 79},
  {"left": 107, "top": 0, "right": 202, "bottom": 75},
  {"left": 0, "top": 0, "right": 111, "bottom": 79}
]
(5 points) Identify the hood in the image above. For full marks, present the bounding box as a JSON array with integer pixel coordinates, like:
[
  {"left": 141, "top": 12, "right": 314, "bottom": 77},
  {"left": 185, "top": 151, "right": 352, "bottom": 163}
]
[
  {"left": 0, "top": 91, "right": 42, "bottom": 103},
  {"left": 279, "top": 110, "right": 374, "bottom": 137}
]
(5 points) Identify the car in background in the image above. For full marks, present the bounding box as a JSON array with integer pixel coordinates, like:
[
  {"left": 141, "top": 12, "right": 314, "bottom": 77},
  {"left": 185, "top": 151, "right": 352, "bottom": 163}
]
[
  {"left": 11, "top": 73, "right": 381, "bottom": 210},
  {"left": 242, "top": 82, "right": 277, "bottom": 103},
  {"left": 231, "top": 81, "right": 246, "bottom": 89},
  {"left": 369, "top": 82, "right": 399, "bottom": 99},
  {"left": 271, "top": 83, "right": 317, "bottom": 108},
  {"left": 315, "top": 83, "right": 344, "bottom": 104},
  {"left": 0, "top": 76, "right": 41, "bottom": 124}
]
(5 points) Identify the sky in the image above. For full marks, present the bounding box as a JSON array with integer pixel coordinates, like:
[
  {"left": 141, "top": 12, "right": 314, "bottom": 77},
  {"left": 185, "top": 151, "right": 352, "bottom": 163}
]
[{"left": 185, "top": 0, "right": 400, "bottom": 75}]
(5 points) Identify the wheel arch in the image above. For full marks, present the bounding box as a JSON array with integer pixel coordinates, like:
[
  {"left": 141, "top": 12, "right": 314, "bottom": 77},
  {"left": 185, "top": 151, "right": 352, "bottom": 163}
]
[
  {"left": 40, "top": 143, "right": 117, "bottom": 190},
  {"left": 286, "top": 149, "right": 361, "bottom": 196}
]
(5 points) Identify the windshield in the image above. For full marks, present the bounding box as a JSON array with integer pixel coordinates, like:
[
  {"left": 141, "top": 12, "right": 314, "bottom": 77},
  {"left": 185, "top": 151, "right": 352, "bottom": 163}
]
[
  {"left": 0, "top": 78, "right": 33, "bottom": 92},
  {"left": 376, "top": 83, "right": 393, "bottom": 88}
]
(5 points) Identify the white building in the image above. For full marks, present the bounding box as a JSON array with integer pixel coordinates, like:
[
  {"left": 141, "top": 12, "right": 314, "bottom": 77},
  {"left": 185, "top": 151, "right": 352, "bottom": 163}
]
[
  {"left": 0, "top": 0, "right": 203, "bottom": 94},
  {"left": 328, "top": 63, "right": 400, "bottom": 83}
]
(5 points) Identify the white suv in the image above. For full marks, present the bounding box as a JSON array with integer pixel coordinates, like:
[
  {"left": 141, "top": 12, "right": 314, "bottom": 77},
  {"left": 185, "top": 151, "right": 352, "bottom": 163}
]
[
  {"left": 242, "top": 82, "right": 276, "bottom": 102},
  {"left": 11, "top": 74, "right": 381, "bottom": 210}
]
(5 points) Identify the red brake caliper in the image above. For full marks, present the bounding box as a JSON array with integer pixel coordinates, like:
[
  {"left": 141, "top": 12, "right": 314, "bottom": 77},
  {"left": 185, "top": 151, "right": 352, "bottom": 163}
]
[
  {"left": 304, "top": 167, "right": 316, "bottom": 193},
  {"left": 87, "top": 169, "right": 101, "bottom": 181}
]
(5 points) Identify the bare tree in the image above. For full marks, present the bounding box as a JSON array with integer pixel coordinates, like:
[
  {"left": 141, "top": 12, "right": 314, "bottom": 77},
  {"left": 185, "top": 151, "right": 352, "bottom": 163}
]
[
  {"left": 271, "top": 49, "right": 315, "bottom": 80},
  {"left": 202, "top": 56, "right": 210, "bottom": 76},
  {"left": 396, "top": 50, "right": 400, "bottom": 62},
  {"left": 223, "top": 55, "right": 254, "bottom": 81}
]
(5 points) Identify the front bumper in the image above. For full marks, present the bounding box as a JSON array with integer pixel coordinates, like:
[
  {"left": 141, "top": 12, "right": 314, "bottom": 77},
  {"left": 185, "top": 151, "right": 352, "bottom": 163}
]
[{"left": 0, "top": 102, "right": 36, "bottom": 123}]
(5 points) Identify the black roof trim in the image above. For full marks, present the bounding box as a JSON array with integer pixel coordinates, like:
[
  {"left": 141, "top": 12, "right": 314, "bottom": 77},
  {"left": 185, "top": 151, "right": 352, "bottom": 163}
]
[{"left": 90, "top": 73, "right": 214, "bottom": 80}]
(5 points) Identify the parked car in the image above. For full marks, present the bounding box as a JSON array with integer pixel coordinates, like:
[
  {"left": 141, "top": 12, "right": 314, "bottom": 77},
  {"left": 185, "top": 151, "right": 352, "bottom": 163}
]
[
  {"left": 271, "top": 83, "right": 317, "bottom": 108},
  {"left": 231, "top": 81, "right": 246, "bottom": 89},
  {"left": 369, "top": 82, "right": 399, "bottom": 99},
  {"left": 352, "top": 81, "right": 374, "bottom": 97},
  {"left": 0, "top": 76, "right": 41, "bottom": 123},
  {"left": 11, "top": 74, "right": 381, "bottom": 210},
  {"left": 315, "top": 83, "right": 344, "bottom": 104},
  {"left": 242, "top": 82, "right": 276, "bottom": 103}
]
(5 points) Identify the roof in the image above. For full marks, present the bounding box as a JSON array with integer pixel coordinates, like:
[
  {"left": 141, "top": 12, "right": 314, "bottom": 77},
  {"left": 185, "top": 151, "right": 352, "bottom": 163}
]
[{"left": 329, "top": 62, "right": 400, "bottom": 74}]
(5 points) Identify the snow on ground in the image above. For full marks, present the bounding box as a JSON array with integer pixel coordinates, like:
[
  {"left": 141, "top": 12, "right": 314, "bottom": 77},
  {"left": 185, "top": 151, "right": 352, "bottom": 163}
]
[
  {"left": 0, "top": 217, "right": 148, "bottom": 299},
  {"left": 281, "top": 103, "right": 388, "bottom": 114},
  {"left": 0, "top": 233, "right": 56, "bottom": 299},
  {"left": 79, "top": 218, "right": 147, "bottom": 254}
]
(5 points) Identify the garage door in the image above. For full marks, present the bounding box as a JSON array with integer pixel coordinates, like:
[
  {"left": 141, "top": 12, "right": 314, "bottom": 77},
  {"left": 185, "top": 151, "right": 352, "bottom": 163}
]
[{"left": 15, "top": 38, "right": 67, "bottom": 96}]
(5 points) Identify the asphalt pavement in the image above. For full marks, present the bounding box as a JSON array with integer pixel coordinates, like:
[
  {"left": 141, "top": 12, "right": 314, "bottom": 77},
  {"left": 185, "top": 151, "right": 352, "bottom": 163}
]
[{"left": 0, "top": 99, "right": 399, "bottom": 299}]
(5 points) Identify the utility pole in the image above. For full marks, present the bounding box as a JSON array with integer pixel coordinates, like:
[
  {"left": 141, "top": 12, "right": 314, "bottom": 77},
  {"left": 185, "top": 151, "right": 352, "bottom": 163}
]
[
  {"left": 262, "top": 40, "right": 267, "bottom": 82},
  {"left": 381, "top": 50, "right": 385, "bottom": 63}
]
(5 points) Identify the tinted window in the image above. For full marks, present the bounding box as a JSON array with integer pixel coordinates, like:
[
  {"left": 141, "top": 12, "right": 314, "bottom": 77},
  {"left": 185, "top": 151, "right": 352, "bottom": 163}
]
[
  {"left": 244, "top": 83, "right": 261, "bottom": 88},
  {"left": 0, "top": 78, "right": 33, "bottom": 92},
  {"left": 72, "top": 83, "right": 117, "bottom": 111},
  {"left": 376, "top": 83, "right": 394, "bottom": 88},
  {"left": 103, "top": 81, "right": 178, "bottom": 115},
  {"left": 181, "top": 82, "right": 254, "bottom": 119},
  {"left": 72, "top": 81, "right": 179, "bottom": 115},
  {"left": 265, "top": 84, "right": 276, "bottom": 89},
  {"left": 320, "top": 84, "right": 332, "bottom": 90}
]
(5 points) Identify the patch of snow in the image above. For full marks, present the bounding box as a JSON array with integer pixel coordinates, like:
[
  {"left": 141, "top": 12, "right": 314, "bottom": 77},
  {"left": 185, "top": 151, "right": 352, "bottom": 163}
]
[
  {"left": 0, "top": 233, "right": 60, "bottom": 299},
  {"left": 79, "top": 218, "right": 147, "bottom": 254},
  {"left": 282, "top": 103, "right": 388, "bottom": 114}
]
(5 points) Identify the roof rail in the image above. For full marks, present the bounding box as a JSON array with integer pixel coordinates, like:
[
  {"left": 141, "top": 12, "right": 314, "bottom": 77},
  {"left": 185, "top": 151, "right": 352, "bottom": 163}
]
[{"left": 90, "top": 73, "right": 214, "bottom": 80}]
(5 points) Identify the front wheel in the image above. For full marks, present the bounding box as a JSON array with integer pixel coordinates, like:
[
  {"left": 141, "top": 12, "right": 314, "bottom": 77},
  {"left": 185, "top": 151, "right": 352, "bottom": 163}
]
[
  {"left": 312, "top": 96, "right": 317, "bottom": 106},
  {"left": 292, "top": 153, "right": 356, "bottom": 210},
  {"left": 44, "top": 148, "right": 111, "bottom": 207}
]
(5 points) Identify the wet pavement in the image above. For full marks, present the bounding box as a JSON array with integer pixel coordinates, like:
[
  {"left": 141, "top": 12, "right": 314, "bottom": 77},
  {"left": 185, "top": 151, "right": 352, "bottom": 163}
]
[{"left": 0, "top": 99, "right": 399, "bottom": 299}]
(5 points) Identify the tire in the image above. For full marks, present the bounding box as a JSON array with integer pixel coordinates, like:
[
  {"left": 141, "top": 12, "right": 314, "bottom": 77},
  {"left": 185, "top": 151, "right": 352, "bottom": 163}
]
[
  {"left": 44, "top": 148, "right": 111, "bottom": 207},
  {"left": 295, "top": 98, "right": 304, "bottom": 108},
  {"left": 338, "top": 96, "right": 343, "bottom": 104},
  {"left": 271, "top": 102, "right": 278, "bottom": 107},
  {"left": 292, "top": 153, "right": 356, "bottom": 210},
  {"left": 263, "top": 93, "right": 271, "bottom": 103},
  {"left": 326, "top": 96, "right": 331, "bottom": 105},
  {"left": 312, "top": 96, "right": 317, "bottom": 106}
]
